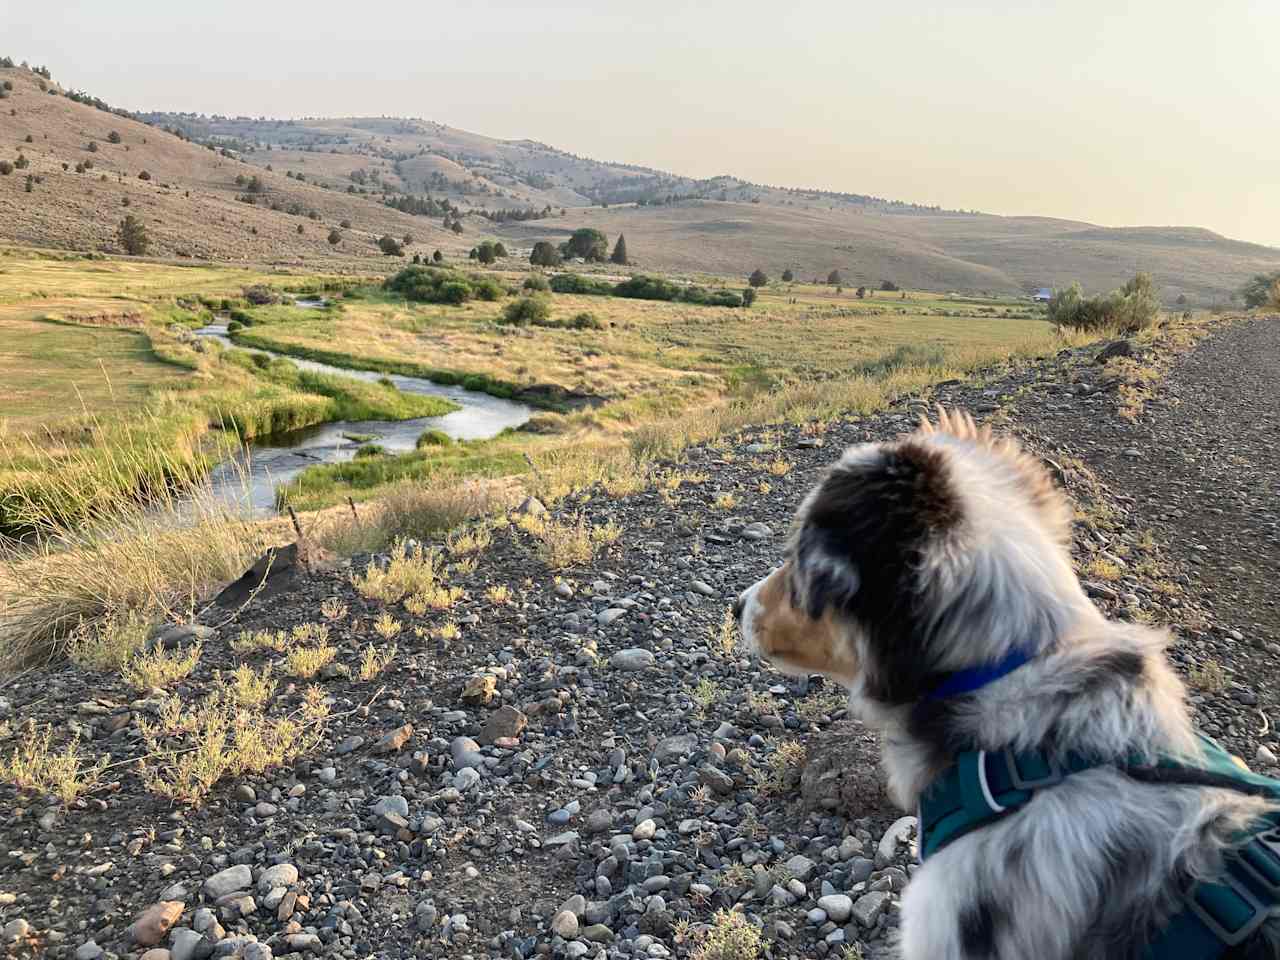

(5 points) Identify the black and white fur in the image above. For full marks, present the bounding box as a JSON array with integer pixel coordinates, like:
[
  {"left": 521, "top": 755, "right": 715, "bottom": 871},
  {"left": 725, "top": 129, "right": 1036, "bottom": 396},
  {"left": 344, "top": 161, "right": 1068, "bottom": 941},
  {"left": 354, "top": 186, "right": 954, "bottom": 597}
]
[{"left": 735, "top": 410, "right": 1280, "bottom": 959}]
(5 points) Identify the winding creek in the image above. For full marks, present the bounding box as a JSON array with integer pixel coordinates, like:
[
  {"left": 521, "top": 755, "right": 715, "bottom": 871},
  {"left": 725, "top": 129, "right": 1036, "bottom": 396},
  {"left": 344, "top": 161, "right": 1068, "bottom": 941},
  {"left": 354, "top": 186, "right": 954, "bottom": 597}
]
[{"left": 193, "top": 311, "right": 532, "bottom": 514}]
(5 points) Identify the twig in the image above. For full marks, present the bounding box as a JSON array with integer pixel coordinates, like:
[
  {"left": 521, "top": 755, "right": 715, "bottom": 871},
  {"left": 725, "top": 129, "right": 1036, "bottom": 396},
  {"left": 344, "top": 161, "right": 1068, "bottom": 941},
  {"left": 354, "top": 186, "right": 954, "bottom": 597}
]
[
  {"left": 1259, "top": 709, "right": 1270, "bottom": 738},
  {"left": 346, "top": 496, "right": 359, "bottom": 521},
  {"left": 287, "top": 506, "right": 305, "bottom": 542}
]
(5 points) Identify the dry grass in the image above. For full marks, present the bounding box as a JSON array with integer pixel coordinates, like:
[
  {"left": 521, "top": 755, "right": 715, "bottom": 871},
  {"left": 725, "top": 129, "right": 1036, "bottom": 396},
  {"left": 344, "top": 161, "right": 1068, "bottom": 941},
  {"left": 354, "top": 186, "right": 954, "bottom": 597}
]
[
  {"left": 372, "top": 611, "right": 402, "bottom": 641},
  {"left": 350, "top": 539, "right": 443, "bottom": 603},
  {"left": 516, "top": 513, "right": 622, "bottom": 569},
  {"left": 219, "top": 662, "right": 277, "bottom": 710},
  {"left": 137, "top": 685, "right": 329, "bottom": 805},
  {"left": 0, "top": 722, "right": 108, "bottom": 805},
  {"left": 358, "top": 643, "right": 396, "bottom": 681},
  {"left": 485, "top": 584, "right": 512, "bottom": 605},
  {"left": 1082, "top": 557, "right": 1123, "bottom": 582},
  {"left": 285, "top": 642, "right": 337, "bottom": 679},
  {"left": 708, "top": 609, "right": 739, "bottom": 660},
  {"left": 1189, "top": 659, "right": 1227, "bottom": 693},
  {"left": 690, "top": 909, "right": 764, "bottom": 960},
  {"left": 752, "top": 739, "right": 807, "bottom": 796},
  {"left": 231, "top": 628, "right": 289, "bottom": 656},
  {"left": 120, "top": 641, "right": 202, "bottom": 691},
  {"left": 66, "top": 608, "right": 153, "bottom": 672}
]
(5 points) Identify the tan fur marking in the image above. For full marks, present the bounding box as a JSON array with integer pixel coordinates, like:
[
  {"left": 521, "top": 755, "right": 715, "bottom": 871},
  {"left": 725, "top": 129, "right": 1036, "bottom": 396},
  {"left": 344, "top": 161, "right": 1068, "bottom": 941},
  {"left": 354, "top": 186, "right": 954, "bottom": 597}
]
[{"left": 749, "top": 564, "right": 858, "bottom": 684}]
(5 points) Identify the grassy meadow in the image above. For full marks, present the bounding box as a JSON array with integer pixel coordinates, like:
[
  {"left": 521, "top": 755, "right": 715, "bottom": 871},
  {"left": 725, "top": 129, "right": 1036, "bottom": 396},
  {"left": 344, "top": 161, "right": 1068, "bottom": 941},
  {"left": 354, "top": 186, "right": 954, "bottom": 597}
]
[{"left": 0, "top": 245, "right": 1091, "bottom": 668}]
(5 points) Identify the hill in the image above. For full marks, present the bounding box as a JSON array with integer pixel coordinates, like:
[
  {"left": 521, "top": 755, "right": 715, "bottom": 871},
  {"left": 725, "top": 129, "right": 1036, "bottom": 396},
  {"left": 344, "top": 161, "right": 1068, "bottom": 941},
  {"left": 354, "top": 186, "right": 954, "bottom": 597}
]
[{"left": 3, "top": 62, "right": 1279, "bottom": 302}]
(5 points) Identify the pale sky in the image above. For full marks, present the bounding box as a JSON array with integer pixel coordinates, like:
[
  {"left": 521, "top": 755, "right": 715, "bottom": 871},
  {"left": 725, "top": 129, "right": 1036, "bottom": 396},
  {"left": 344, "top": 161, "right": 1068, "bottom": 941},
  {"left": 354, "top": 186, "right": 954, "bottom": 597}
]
[{"left": 10, "top": 1, "right": 1279, "bottom": 246}]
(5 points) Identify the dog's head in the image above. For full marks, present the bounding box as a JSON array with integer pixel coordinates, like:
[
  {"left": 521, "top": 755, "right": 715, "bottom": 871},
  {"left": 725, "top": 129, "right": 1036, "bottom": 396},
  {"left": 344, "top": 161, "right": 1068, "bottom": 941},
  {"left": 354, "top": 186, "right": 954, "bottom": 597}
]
[{"left": 735, "top": 409, "right": 1085, "bottom": 707}]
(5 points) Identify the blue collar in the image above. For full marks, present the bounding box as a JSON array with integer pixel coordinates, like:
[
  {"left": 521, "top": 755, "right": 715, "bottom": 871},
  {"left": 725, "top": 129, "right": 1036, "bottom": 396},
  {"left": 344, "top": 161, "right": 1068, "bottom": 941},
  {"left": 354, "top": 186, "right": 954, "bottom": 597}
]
[{"left": 922, "top": 648, "right": 1034, "bottom": 702}]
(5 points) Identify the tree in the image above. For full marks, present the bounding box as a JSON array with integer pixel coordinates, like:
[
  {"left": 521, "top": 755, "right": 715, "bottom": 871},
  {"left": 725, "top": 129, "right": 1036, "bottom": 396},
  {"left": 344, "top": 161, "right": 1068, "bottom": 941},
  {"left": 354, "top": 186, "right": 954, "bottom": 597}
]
[
  {"left": 340, "top": 218, "right": 351, "bottom": 228},
  {"left": 477, "top": 241, "right": 496, "bottom": 265},
  {"left": 378, "top": 235, "right": 404, "bottom": 256},
  {"left": 138, "top": 170, "right": 151, "bottom": 181},
  {"left": 880, "top": 279, "right": 899, "bottom": 291},
  {"left": 856, "top": 286, "right": 868, "bottom": 299},
  {"left": 107, "top": 130, "right": 121, "bottom": 144},
  {"left": 530, "top": 240, "right": 561, "bottom": 267},
  {"left": 494, "top": 241, "right": 508, "bottom": 258},
  {"left": 742, "top": 287, "right": 757, "bottom": 307},
  {"left": 24, "top": 174, "right": 33, "bottom": 193},
  {"left": 1174, "top": 293, "right": 1188, "bottom": 305},
  {"left": 610, "top": 234, "right": 629, "bottom": 265},
  {"left": 118, "top": 214, "right": 149, "bottom": 255},
  {"left": 296, "top": 224, "right": 304, "bottom": 235},
  {"left": 828, "top": 269, "right": 842, "bottom": 285},
  {"left": 500, "top": 295, "right": 552, "bottom": 326},
  {"left": 562, "top": 228, "right": 608, "bottom": 261},
  {"left": 451, "top": 220, "right": 464, "bottom": 234},
  {"left": 1241, "top": 271, "right": 1280, "bottom": 308},
  {"left": 86, "top": 141, "right": 98, "bottom": 153},
  {"left": 748, "top": 269, "right": 768, "bottom": 288},
  {"left": 327, "top": 229, "right": 342, "bottom": 245},
  {"left": 403, "top": 233, "right": 414, "bottom": 246},
  {"left": 781, "top": 269, "right": 794, "bottom": 282},
  {"left": 432, "top": 250, "right": 443, "bottom": 263},
  {"left": 0, "top": 161, "right": 11, "bottom": 176}
]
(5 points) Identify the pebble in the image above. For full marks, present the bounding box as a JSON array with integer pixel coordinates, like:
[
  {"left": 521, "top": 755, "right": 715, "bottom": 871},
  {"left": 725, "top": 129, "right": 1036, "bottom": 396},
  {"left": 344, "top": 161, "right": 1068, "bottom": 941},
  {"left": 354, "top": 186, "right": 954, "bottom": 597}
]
[
  {"left": 817, "top": 894, "right": 854, "bottom": 923},
  {"left": 852, "top": 890, "right": 891, "bottom": 927},
  {"left": 633, "top": 818, "right": 657, "bottom": 841},
  {"left": 550, "top": 910, "right": 579, "bottom": 938},
  {"left": 203, "top": 864, "right": 252, "bottom": 899},
  {"left": 610, "top": 648, "right": 654, "bottom": 671},
  {"left": 1257, "top": 745, "right": 1277, "bottom": 766},
  {"left": 257, "top": 863, "right": 298, "bottom": 892},
  {"left": 74, "top": 941, "right": 104, "bottom": 960}
]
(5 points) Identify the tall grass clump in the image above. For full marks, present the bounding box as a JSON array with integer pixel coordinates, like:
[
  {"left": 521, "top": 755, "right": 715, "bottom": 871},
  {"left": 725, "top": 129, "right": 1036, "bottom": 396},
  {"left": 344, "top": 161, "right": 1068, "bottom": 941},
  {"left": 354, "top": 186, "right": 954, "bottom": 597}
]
[{"left": 0, "top": 476, "right": 270, "bottom": 669}]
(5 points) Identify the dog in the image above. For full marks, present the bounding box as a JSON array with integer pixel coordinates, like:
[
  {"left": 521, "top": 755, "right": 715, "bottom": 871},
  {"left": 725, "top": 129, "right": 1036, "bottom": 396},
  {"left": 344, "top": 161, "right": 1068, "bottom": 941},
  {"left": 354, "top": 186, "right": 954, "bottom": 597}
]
[{"left": 734, "top": 409, "right": 1280, "bottom": 959}]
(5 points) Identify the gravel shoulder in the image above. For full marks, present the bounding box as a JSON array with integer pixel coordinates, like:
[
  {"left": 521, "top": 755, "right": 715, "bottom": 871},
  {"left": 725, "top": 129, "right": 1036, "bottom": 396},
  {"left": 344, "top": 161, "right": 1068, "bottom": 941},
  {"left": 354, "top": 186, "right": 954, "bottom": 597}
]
[{"left": 1, "top": 314, "right": 1276, "bottom": 960}]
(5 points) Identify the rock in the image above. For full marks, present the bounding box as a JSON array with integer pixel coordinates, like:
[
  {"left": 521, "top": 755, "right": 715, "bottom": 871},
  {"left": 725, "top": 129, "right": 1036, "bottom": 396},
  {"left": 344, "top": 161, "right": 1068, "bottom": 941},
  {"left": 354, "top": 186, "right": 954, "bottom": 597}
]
[
  {"left": 128, "top": 901, "right": 184, "bottom": 946},
  {"left": 516, "top": 496, "right": 547, "bottom": 516},
  {"left": 817, "top": 894, "right": 853, "bottom": 923},
  {"left": 582, "top": 923, "right": 615, "bottom": 943},
  {"left": 654, "top": 733, "right": 697, "bottom": 762},
  {"left": 285, "top": 933, "right": 321, "bottom": 953},
  {"left": 699, "top": 765, "right": 735, "bottom": 796},
  {"left": 74, "top": 941, "right": 104, "bottom": 960},
  {"left": 597, "top": 608, "right": 628, "bottom": 627},
  {"left": 741, "top": 522, "right": 772, "bottom": 541},
  {"left": 373, "top": 795, "right": 409, "bottom": 818},
  {"left": 852, "top": 890, "right": 890, "bottom": 928},
  {"left": 213, "top": 541, "right": 333, "bottom": 607},
  {"left": 450, "top": 735, "right": 485, "bottom": 769},
  {"left": 478, "top": 705, "right": 527, "bottom": 745},
  {"left": 241, "top": 944, "right": 273, "bottom": 960},
  {"left": 375, "top": 723, "right": 413, "bottom": 753},
  {"left": 785, "top": 854, "right": 816, "bottom": 882},
  {"left": 140, "top": 950, "right": 171, "bottom": 960},
  {"left": 584, "top": 809, "right": 613, "bottom": 834},
  {"left": 170, "top": 929, "right": 203, "bottom": 960},
  {"left": 203, "top": 864, "right": 252, "bottom": 899},
  {"left": 1257, "top": 745, "right": 1278, "bottom": 766},
  {"left": 610, "top": 648, "right": 654, "bottom": 672},
  {"left": 461, "top": 673, "right": 497, "bottom": 704},
  {"left": 690, "top": 580, "right": 717, "bottom": 597},
  {"left": 633, "top": 818, "right": 657, "bottom": 841},
  {"left": 876, "top": 815, "right": 917, "bottom": 866},
  {"left": 147, "top": 623, "right": 215, "bottom": 651},
  {"left": 550, "top": 910, "right": 579, "bottom": 939},
  {"left": 3, "top": 920, "right": 30, "bottom": 944},
  {"left": 1095, "top": 339, "right": 1136, "bottom": 364},
  {"left": 335, "top": 735, "right": 364, "bottom": 755},
  {"left": 257, "top": 863, "right": 298, "bottom": 893}
]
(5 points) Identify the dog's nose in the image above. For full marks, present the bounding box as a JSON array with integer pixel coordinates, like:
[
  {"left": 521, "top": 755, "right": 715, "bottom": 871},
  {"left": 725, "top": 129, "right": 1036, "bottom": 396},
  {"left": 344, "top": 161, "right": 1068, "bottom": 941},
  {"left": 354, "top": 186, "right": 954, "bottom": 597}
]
[{"left": 731, "top": 595, "right": 746, "bottom": 621}]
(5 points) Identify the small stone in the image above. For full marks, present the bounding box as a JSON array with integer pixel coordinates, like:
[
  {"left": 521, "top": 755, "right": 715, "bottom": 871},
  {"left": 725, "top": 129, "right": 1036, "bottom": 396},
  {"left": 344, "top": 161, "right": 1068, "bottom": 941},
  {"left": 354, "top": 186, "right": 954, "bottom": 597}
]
[
  {"left": 234, "top": 784, "right": 256, "bottom": 803},
  {"left": 3, "top": 920, "right": 30, "bottom": 944},
  {"left": 376, "top": 723, "right": 413, "bottom": 753},
  {"left": 653, "top": 733, "right": 697, "bottom": 762},
  {"left": 740, "top": 522, "right": 772, "bottom": 541},
  {"left": 1257, "top": 745, "right": 1278, "bottom": 766},
  {"left": 373, "top": 795, "right": 409, "bottom": 818},
  {"left": 285, "top": 933, "right": 321, "bottom": 952},
  {"left": 450, "top": 735, "right": 485, "bottom": 769},
  {"left": 462, "top": 674, "right": 497, "bottom": 704},
  {"left": 597, "top": 608, "right": 628, "bottom": 627},
  {"left": 852, "top": 890, "right": 890, "bottom": 928},
  {"left": 129, "top": 901, "right": 184, "bottom": 946},
  {"left": 551, "top": 910, "right": 579, "bottom": 939},
  {"left": 170, "top": 929, "right": 203, "bottom": 960},
  {"left": 610, "top": 648, "right": 655, "bottom": 671},
  {"left": 516, "top": 496, "right": 547, "bottom": 516},
  {"left": 335, "top": 735, "right": 364, "bottom": 755},
  {"left": 690, "top": 580, "right": 717, "bottom": 597},
  {"left": 633, "top": 818, "right": 657, "bottom": 841},
  {"left": 257, "top": 863, "right": 298, "bottom": 893},
  {"left": 74, "top": 941, "right": 104, "bottom": 960},
  {"left": 585, "top": 808, "right": 612, "bottom": 833},
  {"left": 699, "top": 765, "right": 734, "bottom": 796},
  {"left": 478, "top": 705, "right": 527, "bottom": 745},
  {"left": 876, "top": 815, "right": 917, "bottom": 866},
  {"left": 140, "top": 950, "right": 171, "bottom": 960},
  {"left": 817, "top": 894, "right": 854, "bottom": 923},
  {"left": 203, "top": 864, "right": 252, "bottom": 899},
  {"left": 785, "top": 854, "right": 816, "bottom": 882}
]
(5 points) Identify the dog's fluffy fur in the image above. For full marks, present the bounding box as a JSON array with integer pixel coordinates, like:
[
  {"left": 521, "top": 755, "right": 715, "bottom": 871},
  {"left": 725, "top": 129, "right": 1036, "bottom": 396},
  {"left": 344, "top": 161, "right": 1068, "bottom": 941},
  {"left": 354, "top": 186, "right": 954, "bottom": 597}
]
[{"left": 736, "top": 409, "right": 1279, "bottom": 959}]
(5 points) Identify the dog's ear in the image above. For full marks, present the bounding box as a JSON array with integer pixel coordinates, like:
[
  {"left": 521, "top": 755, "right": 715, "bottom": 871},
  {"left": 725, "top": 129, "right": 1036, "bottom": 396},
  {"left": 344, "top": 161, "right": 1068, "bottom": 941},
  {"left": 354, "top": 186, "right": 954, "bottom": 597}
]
[{"left": 792, "top": 440, "right": 964, "bottom": 702}]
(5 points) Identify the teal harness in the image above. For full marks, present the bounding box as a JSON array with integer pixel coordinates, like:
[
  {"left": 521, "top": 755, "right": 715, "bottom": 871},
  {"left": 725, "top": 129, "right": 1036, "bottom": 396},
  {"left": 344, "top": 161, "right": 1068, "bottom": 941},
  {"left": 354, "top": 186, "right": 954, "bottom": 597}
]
[{"left": 919, "top": 734, "right": 1280, "bottom": 956}]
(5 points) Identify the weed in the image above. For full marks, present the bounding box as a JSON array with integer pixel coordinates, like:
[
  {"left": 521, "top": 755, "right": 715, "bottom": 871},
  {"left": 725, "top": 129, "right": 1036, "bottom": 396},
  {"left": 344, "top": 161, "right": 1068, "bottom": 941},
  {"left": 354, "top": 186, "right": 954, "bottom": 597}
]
[
  {"left": 219, "top": 662, "right": 276, "bottom": 710},
  {"left": 713, "top": 493, "right": 738, "bottom": 511},
  {"left": 1083, "top": 557, "right": 1122, "bottom": 582},
  {"left": 0, "top": 722, "right": 108, "bottom": 805},
  {"left": 691, "top": 908, "right": 764, "bottom": 960},
  {"left": 358, "top": 643, "right": 396, "bottom": 681},
  {"left": 372, "top": 611, "right": 402, "bottom": 640},
  {"left": 285, "top": 643, "right": 336, "bottom": 679},
  {"left": 766, "top": 457, "right": 791, "bottom": 477},
  {"left": 518, "top": 513, "right": 621, "bottom": 569},
  {"left": 708, "top": 609, "right": 739, "bottom": 659},
  {"left": 66, "top": 608, "right": 152, "bottom": 671},
  {"left": 231, "top": 628, "right": 287, "bottom": 655},
  {"left": 486, "top": 584, "right": 512, "bottom": 605},
  {"left": 350, "top": 539, "right": 442, "bottom": 603},
  {"left": 1189, "top": 659, "right": 1227, "bottom": 693},
  {"left": 692, "top": 677, "right": 722, "bottom": 715},
  {"left": 435, "top": 621, "right": 460, "bottom": 643},
  {"left": 320, "top": 597, "right": 348, "bottom": 621},
  {"left": 447, "top": 525, "right": 492, "bottom": 555},
  {"left": 121, "top": 641, "right": 202, "bottom": 690},
  {"left": 796, "top": 689, "right": 846, "bottom": 721},
  {"left": 752, "top": 739, "right": 806, "bottom": 796}
]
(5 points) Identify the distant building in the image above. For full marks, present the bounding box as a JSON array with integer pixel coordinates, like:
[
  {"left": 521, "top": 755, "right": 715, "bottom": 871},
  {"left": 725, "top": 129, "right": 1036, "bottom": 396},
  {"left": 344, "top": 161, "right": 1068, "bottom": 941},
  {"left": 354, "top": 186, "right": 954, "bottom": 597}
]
[{"left": 1033, "top": 287, "right": 1053, "bottom": 302}]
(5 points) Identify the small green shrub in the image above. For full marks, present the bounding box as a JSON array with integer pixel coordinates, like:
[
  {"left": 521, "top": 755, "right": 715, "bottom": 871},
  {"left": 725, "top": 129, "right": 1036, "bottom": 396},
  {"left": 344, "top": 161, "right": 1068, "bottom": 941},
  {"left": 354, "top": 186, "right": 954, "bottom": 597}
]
[
  {"left": 549, "top": 273, "right": 614, "bottom": 296},
  {"left": 416, "top": 429, "right": 454, "bottom": 449},
  {"left": 355, "top": 444, "right": 386, "bottom": 459},
  {"left": 523, "top": 274, "right": 550, "bottom": 292},
  {"left": 500, "top": 295, "right": 552, "bottom": 326}
]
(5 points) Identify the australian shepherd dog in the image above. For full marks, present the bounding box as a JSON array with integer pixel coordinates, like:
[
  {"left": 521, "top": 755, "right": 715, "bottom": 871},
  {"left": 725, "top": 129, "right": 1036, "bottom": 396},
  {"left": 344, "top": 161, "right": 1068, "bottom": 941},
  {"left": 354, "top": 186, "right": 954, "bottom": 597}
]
[{"left": 735, "top": 409, "right": 1279, "bottom": 959}]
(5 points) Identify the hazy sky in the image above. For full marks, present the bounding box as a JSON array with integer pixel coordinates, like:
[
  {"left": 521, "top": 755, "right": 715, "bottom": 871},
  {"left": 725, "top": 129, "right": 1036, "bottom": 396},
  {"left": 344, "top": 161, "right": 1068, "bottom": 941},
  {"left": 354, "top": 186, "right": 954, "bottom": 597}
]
[{"left": 11, "top": 1, "right": 1279, "bottom": 246}]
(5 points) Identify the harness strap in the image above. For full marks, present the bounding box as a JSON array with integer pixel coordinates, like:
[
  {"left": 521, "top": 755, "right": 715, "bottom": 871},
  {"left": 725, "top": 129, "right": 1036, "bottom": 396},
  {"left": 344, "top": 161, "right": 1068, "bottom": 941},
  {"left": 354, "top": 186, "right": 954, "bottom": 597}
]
[{"left": 918, "top": 735, "right": 1280, "bottom": 957}]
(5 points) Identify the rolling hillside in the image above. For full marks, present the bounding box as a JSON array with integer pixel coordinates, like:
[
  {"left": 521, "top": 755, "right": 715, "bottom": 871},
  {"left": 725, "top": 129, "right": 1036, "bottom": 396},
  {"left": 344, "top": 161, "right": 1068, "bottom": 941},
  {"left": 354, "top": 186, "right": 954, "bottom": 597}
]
[{"left": 3, "top": 62, "right": 1278, "bottom": 302}]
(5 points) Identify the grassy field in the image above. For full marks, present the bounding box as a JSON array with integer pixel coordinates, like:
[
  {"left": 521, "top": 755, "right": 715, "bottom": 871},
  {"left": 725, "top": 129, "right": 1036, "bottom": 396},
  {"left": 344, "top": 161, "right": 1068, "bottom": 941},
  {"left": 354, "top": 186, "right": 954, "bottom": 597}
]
[{"left": 0, "top": 247, "right": 1098, "bottom": 666}]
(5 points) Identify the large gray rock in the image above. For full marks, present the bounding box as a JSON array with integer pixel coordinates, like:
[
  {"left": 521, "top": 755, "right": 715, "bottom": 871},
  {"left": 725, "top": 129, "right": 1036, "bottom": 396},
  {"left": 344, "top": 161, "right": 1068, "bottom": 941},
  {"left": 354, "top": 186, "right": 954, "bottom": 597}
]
[
  {"left": 609, "top": 648, "right": 654, "bottom": 671},
  {"left": 852, "top": 890, "right": 890, "bottom": 928},
  {"left": 203, "top": 864, "right": 252, "bottom": 900},
  {"left": 257, "top": 863, "right": 298, "bottom": 893}
]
